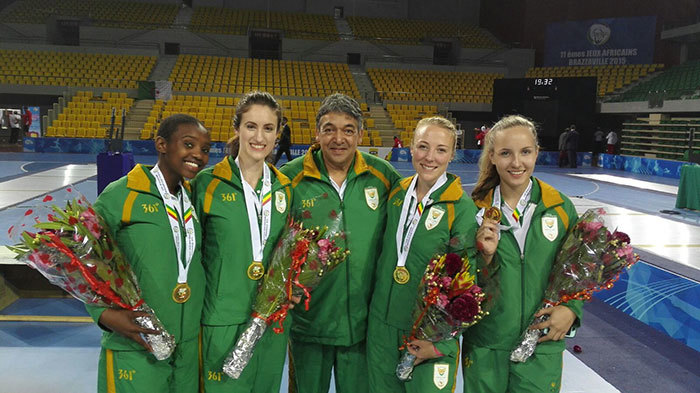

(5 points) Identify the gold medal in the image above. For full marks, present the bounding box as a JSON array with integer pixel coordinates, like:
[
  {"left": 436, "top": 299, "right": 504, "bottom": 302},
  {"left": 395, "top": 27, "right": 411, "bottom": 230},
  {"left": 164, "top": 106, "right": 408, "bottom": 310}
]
[
  {"left": 393, "top": 266, "right": 410, "bottom": 284},
  {"left": 247, "top": 261, "right": 265, "bottom": 280},
  {"left": 484, "top": 206, "right": 502, "bottom": 222},
  {"left": 172, "top": 282, "right": 191, "bottom": 303}
]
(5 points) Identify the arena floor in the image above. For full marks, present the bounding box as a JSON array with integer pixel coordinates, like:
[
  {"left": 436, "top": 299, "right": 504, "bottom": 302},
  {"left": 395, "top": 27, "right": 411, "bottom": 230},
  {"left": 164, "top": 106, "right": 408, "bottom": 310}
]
[{"left": 0, "top": 152, "right": 698, "bottom": 392}]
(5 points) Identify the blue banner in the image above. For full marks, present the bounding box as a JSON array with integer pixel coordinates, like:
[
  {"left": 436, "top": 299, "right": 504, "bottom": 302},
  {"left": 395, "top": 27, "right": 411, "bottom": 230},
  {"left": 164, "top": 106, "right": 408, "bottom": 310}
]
[
  {"left": 599, "top": 153, "right": 685, "bottom": 179},
  {"left": 594, "top": 261, "right": 700, "bottom": 352},
  {"left": 545, "top": 16, "right": 656, "bottom": 67},
  {"left": 28, "top": 107, "right": 41, "bottom": 137}
]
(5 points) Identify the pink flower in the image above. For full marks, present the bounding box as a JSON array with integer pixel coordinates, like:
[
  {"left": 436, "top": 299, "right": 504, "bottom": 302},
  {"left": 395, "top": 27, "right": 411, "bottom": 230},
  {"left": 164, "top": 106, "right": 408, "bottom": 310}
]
[
  {"left": 79, "top": 210, "right": 102, "bottom": 238},
  {"left": 437, "top": 293, "right": 449, "bottom": 308},
  {"left": 317, "top": 239, "right": 331, "bottom": 262},
  {"left": 440, "top": 277, "right": 452, "bottom": 288}
]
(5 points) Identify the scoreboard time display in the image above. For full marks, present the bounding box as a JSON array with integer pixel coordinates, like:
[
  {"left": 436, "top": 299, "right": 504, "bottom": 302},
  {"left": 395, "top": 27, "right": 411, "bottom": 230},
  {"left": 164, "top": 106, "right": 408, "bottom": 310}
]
[{"left": 492, "top": 77, "right": 596, "bottom": 149}]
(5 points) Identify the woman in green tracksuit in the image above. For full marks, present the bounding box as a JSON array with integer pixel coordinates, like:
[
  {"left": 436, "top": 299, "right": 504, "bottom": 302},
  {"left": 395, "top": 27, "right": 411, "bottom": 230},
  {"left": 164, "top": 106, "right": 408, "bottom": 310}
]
[
  {"left": 367, "top": 117, "right": 481, "bottom": 393},
  {"left": 192, "top": 91, "right": 293, "bottom": 393},
  {"left": 87, "top": 114, "right": 211, "bottom": 393},
  {"left": 462, "top": 115, "right": 582, "bottom": 393}
]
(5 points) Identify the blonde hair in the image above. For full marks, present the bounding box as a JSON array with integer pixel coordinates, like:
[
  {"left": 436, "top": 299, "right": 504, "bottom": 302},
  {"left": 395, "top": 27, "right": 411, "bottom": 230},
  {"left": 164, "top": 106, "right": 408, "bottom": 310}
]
[
  {"left": 471, "top": 115, "right": 539, "bottom": 201},
  {"left": 413, "top": 116, "right": 458, "bottom": 155}
]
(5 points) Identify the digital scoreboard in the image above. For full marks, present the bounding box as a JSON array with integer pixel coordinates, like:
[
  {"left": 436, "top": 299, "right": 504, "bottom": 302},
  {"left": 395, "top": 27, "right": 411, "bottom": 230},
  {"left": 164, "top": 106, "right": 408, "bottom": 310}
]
[{"left": 492, "top": 77, "right": 597, "bottom": 150}]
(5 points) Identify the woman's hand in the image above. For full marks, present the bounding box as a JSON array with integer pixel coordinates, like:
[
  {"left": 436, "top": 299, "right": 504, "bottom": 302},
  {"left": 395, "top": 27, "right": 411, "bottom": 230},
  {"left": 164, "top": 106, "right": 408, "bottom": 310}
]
[
  {"left": 406, "top": 339, "right": 442, "bottom": 365},
  {"left": 476, "top": 218, "right": 499, "bottom": 264},
  {"left": 288, "top": 295, "right": 302, "bottom": 310},
  {"left": 531, "top": 305, "right": 576, "bottom": 342},
  {"left": 98, "top": 308, "right": 159, "bottom": 351}
]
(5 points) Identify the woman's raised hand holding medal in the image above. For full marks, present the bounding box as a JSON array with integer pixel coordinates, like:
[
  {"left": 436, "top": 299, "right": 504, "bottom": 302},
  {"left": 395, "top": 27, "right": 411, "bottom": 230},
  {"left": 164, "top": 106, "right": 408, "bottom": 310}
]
[{"left": 477, "top": 207, "right": 501, "bottom": 264}]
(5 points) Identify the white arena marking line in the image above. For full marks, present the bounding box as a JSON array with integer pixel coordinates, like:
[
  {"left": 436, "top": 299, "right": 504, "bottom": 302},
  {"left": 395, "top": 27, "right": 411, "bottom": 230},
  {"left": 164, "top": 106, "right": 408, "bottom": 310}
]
[
  {"left": 569, "top": 174, "right": 678, "bottom": 195},
  {"left": 0, "top": 164, "right": 96, "bottom": 209}
]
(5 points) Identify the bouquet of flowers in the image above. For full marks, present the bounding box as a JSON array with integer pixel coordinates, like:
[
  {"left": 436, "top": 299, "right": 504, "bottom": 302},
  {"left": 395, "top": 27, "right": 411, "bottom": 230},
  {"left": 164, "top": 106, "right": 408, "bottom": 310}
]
[
  {"left": 7, "top": 187, "right": 175, "bottom": 360},
  {"left": 222, "top": 215, "right": 349, "bottom": 379},
  {"left": 510, "top": 208, "right": 639, "bottom": 362},
  {"left": 396, "top": 252, "right": 487, "bottom": 381}
]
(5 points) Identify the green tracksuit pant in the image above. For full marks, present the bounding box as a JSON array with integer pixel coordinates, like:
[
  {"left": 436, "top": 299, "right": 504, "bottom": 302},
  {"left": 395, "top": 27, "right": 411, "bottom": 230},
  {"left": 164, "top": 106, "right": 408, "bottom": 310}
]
[
  {"left": 201, "top": 323, "right": 288, "bottom": 393},
  {"left": 462, "top": 344, "right": 563, "bottom": 393},
  {"left": 288, "top": 338, "right": 369, "bottom": 393},
  {"left": 97, "top": 336, "right": 198, "bottom": 393},
  {"left": 367, "top": 315, "right": 459, "bottom": 393}
]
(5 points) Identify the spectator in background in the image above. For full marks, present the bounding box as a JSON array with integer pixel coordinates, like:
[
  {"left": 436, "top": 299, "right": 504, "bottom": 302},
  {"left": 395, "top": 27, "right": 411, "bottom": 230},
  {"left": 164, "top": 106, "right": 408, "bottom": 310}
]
[
  {"left": 592, "top": 127, "right": 605, "bottom": 166},
  {"left": 606, "top": 130, "right": 618, "bottom": 154},
  {"left": 475, "top": 125, "right": 487, "bottom": 149},
  {"left": 273, "top": 116, "right": 292, "bottom": 165},
  {"left": 22, "top": 107, "right": 32, "bottom": 138},
  {"left": 558, "top": 127, "right": 569, "bottom": 167},
  {"left": 9, "top": 110, "right": 21, "bottom": 144},
  {"left": 1, "top": 109, "right": 9, "bottom": 131},
  {"left": 566, "top": 124, "right": 580, "bottom": 168},
  {"left": 392, "top": 135, "right": 403, "bottom": 148}
]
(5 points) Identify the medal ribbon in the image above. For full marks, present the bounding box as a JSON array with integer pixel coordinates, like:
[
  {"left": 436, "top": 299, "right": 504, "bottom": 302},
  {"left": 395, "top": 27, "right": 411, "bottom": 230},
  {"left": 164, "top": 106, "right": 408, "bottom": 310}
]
[
  {"left": 394, "top": 173, "right": 447, "bottom": 270},
  {"left": 151, "top": 165, "right": 196, "bottom": 286},
  {"left": 236, "top": 158, "right": 272, "bottom": 263}
]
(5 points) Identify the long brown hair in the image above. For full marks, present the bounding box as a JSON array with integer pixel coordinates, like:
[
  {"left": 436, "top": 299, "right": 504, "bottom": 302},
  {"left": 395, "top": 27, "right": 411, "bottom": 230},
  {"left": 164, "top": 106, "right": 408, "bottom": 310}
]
[
  {"left": 227, "top": 91, "right": 282, "bottom": 158},
  {"left": 471, "top": 115, "right": 539, "bottom": 201}
]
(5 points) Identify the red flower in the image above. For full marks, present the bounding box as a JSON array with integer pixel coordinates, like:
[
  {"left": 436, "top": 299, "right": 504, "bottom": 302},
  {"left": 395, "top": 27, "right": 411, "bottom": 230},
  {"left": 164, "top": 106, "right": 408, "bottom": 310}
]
[
  {"left": 308, "top": 259, "right": 318, "bottom": 270},
  {"left": 329, "top": 210, "right": 337, "bottom": 219},
  {"left": 42, "top": 195, "right": 53, "bottom": 202},
  {"left": 24, "top": 209, "right": 33, "bottom": 216},
  {"left": 115, "top": 278, "right": 124, "bottom": 288},
  {"left": 78, "top": 284, "right": 88, "bottom": 293},
  {"left": 63, "top": 262, "right": 77, "bottom": 273},
  {"left": 291, "top": 240, "right": 310, "bottom": 261},
  {"left": 446, "top": 293, "right": 480, "bottom": 322},
  {"left": 322, "top": 192, "right": 329, "bottom": 199},
  {"left": 268, "top": 268, "right": 275, "bottom": 278},
  {"left": 68, "top": 217, "right": 78, "bottom": 225},
  {"left": 444, "top": 253, "right": 462, "bottom": 276},
  {"left": 302, "top": 210, "right": 312, "bottom": 219},
  {"left": 612, "top": 231, "right": 630, "bottom": 245},
  {"left": 103, "top": 249, "right": 113, "bottom": 260}
]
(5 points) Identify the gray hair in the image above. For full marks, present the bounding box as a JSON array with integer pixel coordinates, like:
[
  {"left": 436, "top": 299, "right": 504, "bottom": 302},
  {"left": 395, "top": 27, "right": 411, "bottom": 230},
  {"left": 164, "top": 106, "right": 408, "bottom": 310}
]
[{"left": 315, "top": 93, "right": 364, "bottom": 131}]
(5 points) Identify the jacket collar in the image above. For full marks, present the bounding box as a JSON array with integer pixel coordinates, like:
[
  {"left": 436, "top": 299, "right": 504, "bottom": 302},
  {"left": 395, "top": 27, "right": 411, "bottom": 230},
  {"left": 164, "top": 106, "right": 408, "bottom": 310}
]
[
  {"left": 399, "top": 173, "right": 463, "bottom": 203},
  {"left": 212, "top": 155, "right": 291, "bottom": 190},
  {"left": 302, "top": 144, "right": 368, "bottom": 181},
  {"left": 126, "top": 164, "right": 159, "bottom": 196}
]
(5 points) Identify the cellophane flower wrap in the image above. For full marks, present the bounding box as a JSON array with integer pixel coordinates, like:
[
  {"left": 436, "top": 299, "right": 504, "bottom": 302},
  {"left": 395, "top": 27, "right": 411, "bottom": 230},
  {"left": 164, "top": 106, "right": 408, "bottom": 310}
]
[
  {"left": 7, "top": 187, "right": 175, "bottom": 360},
  {"left": 396, "top": 252, "right": 487, "bottom": 381},
  {"left": 222, "top": 211, "right": 349, "bottom": 379},
  {"left": 510, "top": 208, "right": 639, "bottom": 362}
]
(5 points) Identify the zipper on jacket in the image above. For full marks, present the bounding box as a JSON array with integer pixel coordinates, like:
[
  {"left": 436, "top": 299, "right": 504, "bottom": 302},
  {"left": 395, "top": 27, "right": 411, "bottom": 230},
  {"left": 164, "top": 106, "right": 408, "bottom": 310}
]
[
  {"left": 340, "top": 197, "right": 354, "bottom": 344},
  {"left": 520, "top": 252, "right": 525, "bottom": 333}
]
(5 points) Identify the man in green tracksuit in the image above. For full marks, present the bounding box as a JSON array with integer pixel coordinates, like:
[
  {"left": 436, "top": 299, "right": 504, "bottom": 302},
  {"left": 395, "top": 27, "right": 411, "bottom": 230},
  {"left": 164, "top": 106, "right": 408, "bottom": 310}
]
[
  {"left": 462, "top": 178, "right": 583, "bottom": 393},
  {"left": 280, "top": 93, "right": 401, "bottom": 393},
  {"left": 368, "top": 173, "right": 480, "bottom": 393},
  {"left": 193, "top": 156, "right": 292, "bottom": 393},
  {"left": 87, "top": 163, "right": 206, "bottom": 393}
]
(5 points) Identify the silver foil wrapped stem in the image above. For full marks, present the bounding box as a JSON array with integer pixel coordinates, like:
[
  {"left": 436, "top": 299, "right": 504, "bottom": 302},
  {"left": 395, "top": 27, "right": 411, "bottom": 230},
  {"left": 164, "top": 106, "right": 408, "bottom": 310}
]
[
  {"left": 223, "top": 317, "right": 268, "bottom": 379},
  {"left": 135, "top": 303, "right": 176, "bottom": 361},
  {"left": 395, "top": 350, "right": 418, "bottom": 381},
  {"left": 509, "top": 305, "right": 551, "bottom": 363}
]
